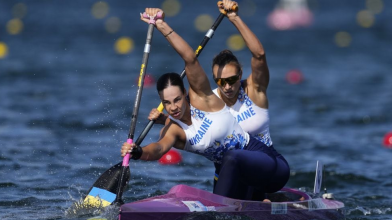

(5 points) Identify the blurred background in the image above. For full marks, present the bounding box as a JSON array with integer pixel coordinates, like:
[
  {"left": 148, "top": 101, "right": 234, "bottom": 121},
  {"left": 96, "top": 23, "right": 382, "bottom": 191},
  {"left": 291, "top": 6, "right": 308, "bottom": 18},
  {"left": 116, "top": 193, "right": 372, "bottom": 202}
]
[{"left": 1, "top": 0, "right": 391, "bottom": 219}]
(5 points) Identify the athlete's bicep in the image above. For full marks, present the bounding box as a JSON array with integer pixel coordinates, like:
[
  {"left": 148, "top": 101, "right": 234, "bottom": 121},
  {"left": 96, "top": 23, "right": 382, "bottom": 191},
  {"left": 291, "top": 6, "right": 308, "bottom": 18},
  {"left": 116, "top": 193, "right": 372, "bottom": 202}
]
[{"left": 250, "top": 56, "right": 269, "bottom": 92}]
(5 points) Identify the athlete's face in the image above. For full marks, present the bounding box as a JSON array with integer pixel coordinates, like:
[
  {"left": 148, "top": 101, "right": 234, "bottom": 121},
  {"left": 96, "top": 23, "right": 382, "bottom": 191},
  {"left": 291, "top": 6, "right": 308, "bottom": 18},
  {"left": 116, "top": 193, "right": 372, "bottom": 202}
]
[
  {"left": 159, "top": 85, "right": 187, "bottom": 120},
  {"left": 212, "top": 63, "right": 242, "bottom": 99}
]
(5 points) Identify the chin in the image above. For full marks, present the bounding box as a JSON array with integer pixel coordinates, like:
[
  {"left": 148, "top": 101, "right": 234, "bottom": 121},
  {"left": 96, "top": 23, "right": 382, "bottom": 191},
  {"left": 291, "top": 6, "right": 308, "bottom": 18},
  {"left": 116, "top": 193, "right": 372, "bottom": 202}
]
[
  {"left": 222, "top": 92, "right": 235, "bottom": 99},
  {"left": 228, "top": 94, "right": 237, "bottom": 99}
]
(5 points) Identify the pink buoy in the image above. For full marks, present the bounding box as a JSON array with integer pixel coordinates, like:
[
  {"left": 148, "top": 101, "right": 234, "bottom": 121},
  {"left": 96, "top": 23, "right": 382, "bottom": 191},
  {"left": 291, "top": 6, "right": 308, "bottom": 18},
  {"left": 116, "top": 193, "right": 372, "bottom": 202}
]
[
  {"left": 267, "top": 0, "right": 313, "bottom": 30},
  {"left": 267, "top": 9, "right": 294, "bottom": 31},
  {"left": 293, "top": 8, "right": 313, "bottom": 27},
  {"left": 286, "top": 69, "right": 304, "bottom": 84}
]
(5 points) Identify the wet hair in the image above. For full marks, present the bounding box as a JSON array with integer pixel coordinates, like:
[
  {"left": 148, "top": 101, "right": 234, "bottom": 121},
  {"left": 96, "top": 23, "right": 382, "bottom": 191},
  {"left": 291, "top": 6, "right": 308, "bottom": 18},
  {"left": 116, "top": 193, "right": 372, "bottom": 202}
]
[
  {"left": 156, "top": 72, "right": 186, "bottom": 94},
  {"left": 212, "top": 49, "right": 242, "bottom": 76}
]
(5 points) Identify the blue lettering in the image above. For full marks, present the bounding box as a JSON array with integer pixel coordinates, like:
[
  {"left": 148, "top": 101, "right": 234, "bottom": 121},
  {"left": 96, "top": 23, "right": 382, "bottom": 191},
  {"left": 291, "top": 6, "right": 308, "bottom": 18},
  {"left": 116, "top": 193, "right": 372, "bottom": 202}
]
[
  {"left": 201, "top": 122, "right": 210, "bottom": 131},
  {"left": 188, "top": 117, "right": 212, "bottom": 146},
  {"left": 237, "top": 114, "right": 243, "bottom": 122},
  {"left": 244, "top": 110, "right": 251, "bottom": 119},
  {"left": 249, "top": 107, "right": 256, "bottom": 116},
  {"left": 204, "top": 118, "right": 213, "bottom": 125},
  {"left": 236, "top": 107, "right": 256, "bottom": 123},
  {"left": 195, "top": 134, "right": 200, "bottom": 142}
]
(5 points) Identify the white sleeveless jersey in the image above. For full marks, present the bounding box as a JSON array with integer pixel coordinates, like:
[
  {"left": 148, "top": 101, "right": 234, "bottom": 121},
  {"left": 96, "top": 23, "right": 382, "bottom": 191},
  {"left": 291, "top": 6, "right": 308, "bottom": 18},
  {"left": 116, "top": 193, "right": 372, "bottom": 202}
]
[
  {"left": 169, "top": 104, "right": 249, "bottom": 164},
  {"left": 213, "top": 84, "right": 273, "bottom": 147}
]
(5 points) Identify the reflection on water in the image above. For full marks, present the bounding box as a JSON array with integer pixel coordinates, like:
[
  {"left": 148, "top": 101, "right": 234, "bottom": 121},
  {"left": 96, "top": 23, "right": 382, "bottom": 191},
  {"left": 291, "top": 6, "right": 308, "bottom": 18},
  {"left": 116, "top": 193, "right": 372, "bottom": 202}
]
[{"left": 1, "top": 0, "right": 392, "bottom": 219}]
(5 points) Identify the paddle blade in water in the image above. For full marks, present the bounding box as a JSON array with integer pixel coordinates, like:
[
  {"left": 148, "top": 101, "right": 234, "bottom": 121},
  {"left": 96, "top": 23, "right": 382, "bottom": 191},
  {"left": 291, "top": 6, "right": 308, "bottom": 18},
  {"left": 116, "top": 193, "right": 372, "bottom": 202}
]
[{"left": 83, "top": 162, "right": 130, "bottom": 207}]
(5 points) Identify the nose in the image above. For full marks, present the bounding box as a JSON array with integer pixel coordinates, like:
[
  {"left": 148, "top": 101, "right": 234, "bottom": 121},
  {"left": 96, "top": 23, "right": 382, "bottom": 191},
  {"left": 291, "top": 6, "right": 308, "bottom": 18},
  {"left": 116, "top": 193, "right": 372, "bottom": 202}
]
[
  {"left": 223, "top": 82, "right": 232, "bottom": 89},
  {"left": 170, "top": 103, "right": 178, "bottom": 112}
]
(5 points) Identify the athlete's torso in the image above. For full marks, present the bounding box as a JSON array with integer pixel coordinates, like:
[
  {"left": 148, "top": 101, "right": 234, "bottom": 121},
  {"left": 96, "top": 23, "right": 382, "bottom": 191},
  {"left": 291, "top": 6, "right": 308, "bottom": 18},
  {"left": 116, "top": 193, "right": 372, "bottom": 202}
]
[
  {"left": 169, "top": 104, "right": 249, "bottom": 164},
  {"left": 213, "top": 82, "right": 273, "bottom": 147}
]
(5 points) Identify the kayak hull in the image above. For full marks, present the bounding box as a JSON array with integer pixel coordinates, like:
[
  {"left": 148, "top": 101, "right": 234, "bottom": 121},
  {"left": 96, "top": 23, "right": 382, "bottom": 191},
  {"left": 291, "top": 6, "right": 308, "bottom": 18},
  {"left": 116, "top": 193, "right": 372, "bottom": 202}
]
[{"left": 119, "top": 184, "right": 345, "bottom": 220}]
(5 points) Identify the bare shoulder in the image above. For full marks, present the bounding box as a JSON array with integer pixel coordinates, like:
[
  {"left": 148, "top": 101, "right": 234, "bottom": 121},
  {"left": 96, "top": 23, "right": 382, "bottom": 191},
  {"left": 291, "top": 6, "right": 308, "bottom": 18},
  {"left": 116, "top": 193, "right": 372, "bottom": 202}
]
[{"left": 188, "top": 88, "right": 225, "bottom": 112}]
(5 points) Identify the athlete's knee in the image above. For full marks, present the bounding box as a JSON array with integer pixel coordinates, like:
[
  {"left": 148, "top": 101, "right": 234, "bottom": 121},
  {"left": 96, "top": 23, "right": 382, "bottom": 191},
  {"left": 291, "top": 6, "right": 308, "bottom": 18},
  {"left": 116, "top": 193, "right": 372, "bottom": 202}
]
[
  {"left": 265, "top": 164, "right": 290, "bottom": 193},
  {"left": 221, "top": 150, "right": 241, "bottom": 166}
]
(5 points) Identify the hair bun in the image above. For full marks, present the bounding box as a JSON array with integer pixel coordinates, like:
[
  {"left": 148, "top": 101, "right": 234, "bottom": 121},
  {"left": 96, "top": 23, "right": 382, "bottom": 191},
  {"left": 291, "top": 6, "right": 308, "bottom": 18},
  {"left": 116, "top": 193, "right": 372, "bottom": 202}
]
[{"left": 220, "top": 49, "right": 233, "bottom": 55}]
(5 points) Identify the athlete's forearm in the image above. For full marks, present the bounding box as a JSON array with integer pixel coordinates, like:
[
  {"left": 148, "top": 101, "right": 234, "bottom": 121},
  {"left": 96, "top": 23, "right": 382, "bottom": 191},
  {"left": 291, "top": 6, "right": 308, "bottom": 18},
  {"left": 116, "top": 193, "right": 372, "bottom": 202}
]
[
  {"left": 140, "top": 142, "right": 167, "bottom": 161},
  {"left": 156, "top": 21, "right": 212, "bottom": 98},
  {"left": 230, "top": 16, "right": 265, "bottom": 59},
  {"left": 156, "top": 21, "right": 196, "bottom": 66}
]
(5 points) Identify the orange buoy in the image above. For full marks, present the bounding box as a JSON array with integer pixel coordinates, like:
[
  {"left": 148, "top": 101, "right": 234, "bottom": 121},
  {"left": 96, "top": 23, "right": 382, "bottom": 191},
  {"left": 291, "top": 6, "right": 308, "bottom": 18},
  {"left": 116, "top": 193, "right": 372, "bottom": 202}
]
[{"left": 159, "top": 149, "right": 182, "bottom": 165}]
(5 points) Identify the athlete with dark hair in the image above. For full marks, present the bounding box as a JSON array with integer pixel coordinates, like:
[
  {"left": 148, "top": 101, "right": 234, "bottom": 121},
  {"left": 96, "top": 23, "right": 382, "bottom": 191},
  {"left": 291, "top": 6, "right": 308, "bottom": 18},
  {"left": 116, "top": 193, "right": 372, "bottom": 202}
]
[{"left": 121, "top": 5, "right": 289, "bottom": 200}]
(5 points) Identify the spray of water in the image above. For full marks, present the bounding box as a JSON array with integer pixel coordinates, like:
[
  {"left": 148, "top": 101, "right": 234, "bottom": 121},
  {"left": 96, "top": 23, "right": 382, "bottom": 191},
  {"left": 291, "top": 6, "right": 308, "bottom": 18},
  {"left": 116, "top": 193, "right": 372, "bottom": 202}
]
[
  {"left": 346, "top": 206, "right": 391, "bottom": 216},
  {"left": 64, "top": 196, "right": 104, "bottom": 218},
  {"left": 64, "top": 190, "right": 121, "bottom": 220}
]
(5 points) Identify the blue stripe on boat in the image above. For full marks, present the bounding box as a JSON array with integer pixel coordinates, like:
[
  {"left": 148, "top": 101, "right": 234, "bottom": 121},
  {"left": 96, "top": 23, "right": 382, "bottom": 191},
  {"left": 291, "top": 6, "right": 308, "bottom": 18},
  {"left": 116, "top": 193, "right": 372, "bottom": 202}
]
[{"left": 88, "top": 187, "right": 116, "bottom": 202}]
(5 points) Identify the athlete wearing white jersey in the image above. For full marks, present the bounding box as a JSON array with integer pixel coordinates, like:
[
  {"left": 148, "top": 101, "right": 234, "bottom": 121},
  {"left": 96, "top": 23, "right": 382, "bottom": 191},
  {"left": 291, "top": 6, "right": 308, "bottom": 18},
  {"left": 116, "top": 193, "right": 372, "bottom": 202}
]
[
  {"left": 213, "top": 85, "right": 272, "bottom": 147},
  {"left": 149, "top": 0, "right": 275, "bottom": 149},
  {"left": 169, "top": 103, "right": 249, "bottom": 163},
  {"left": 208, "top": 0, "right": 291, "bottom": 200},
  {"left": 122, "top": 2, "right": 289, "bottom": 201}
]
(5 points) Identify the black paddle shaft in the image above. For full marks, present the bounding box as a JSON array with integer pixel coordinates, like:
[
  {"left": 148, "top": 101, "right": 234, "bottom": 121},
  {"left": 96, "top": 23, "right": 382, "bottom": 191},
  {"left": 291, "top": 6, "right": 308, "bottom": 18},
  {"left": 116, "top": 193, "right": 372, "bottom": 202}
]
[
  {"left": 134, "top": 13, "right": 226, "bottom": 146},
  {"left": 114, "top": 23, "right": 155, "bottom": 205},
  {"left": 129, "top": 23, "right": 155, "bottom": 141}
]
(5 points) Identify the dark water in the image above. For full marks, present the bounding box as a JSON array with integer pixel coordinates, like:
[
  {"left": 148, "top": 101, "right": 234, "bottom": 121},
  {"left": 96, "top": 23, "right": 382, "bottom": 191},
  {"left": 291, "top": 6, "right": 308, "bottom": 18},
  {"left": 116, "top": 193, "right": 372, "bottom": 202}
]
[{"left": 1, "top": 0, "right": 392, "bottom": 219}]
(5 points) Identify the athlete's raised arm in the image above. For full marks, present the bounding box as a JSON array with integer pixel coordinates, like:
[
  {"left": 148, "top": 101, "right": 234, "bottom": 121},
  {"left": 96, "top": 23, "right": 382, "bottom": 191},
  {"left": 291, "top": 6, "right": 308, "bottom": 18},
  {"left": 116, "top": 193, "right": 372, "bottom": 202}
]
[
  {"left": 141, "top": 8, "right": 224, "bottom": 111},
  {"left": 222, "top": 0, "right": 269, "bottom": 95}
]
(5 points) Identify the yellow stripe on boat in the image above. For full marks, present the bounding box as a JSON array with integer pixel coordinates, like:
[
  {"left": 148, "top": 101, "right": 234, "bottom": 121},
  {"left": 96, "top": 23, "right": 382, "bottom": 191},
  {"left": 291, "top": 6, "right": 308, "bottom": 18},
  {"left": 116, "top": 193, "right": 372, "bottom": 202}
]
[
  {"left": 84, "top": 195, "right": 112, "bottom": 207},
  {"left": 87, "top": 216, "right": 108, "bottom": 220},
  {"left": 84, "top": 187, "right": 116, "bottom": 207}
]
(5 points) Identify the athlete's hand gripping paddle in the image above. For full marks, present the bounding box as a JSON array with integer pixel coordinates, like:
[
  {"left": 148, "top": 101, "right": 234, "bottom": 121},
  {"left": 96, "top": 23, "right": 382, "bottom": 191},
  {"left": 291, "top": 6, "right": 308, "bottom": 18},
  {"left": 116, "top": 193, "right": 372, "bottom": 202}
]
[
  {"left": 217, "top": 1, "right": 239, "bottom": 15},
  {"left": 82, "top": 12, "right": 162, "bottom": 208}
]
